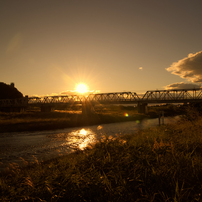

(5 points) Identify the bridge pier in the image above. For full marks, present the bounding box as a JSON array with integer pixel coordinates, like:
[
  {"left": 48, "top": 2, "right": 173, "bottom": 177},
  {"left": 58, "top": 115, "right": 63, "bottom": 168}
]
[
  {"left": 41, "top": 105, "right": 53, "bottom": 112},
  {"left": 137, "top": 102, "right": 148, "bottom": 114},
  {"left": 82, "top": 101, "right": 95, "bottom": 115}
]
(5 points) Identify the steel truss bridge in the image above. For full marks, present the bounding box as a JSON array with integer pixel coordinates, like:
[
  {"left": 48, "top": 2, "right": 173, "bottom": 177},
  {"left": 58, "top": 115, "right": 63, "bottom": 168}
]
[
  {"left": 1, "top": 88, "right": 202, "bottom": 113},
  {"left": 28, "top": 88, "right": 202, "bottom": 104}
]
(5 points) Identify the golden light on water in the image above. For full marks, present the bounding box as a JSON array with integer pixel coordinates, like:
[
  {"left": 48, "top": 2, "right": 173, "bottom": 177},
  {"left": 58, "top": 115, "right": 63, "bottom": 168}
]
[
  {"left": 65, "top": 128, "right": 96, "bottom": 150},
  {"left": 77, "top": 129, "right": 95, "bottom": 150},
  {"left": 97, "top": 125, "right": 103, "bottom": 130},
  {"left": 76, "top": 83, "right": 88, "bottom": 94},
  {"left": 80, "top": 128, "right": 87, "bottom": 135}
]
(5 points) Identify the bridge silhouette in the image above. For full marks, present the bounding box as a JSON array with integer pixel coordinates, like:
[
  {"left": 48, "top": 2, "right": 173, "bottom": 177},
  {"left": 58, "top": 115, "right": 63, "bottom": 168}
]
[{"left": 1, "top": 88, "right": 202, "bottom": 113}]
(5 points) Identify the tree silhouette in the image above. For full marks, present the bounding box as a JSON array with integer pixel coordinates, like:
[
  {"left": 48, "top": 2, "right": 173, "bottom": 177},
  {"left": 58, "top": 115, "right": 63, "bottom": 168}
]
[{"left": 0, "top": 82, "right": 23, "bottom": 99}]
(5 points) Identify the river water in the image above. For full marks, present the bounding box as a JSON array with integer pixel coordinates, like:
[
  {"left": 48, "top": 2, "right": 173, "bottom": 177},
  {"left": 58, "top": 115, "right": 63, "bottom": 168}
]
[{"left": 0, "top": 116, "right": 180, "bottom": 172}]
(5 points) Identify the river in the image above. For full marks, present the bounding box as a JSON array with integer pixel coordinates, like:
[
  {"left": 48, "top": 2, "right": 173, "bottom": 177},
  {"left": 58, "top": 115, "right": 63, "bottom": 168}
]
[{"left": 0, "top": 116, "right": 180, "bottom": 172}]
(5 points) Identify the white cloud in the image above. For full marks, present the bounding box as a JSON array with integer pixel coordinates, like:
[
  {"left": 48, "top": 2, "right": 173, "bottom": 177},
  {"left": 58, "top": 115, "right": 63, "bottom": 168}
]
[
  {"left": 166, "top": 50, "right": 202, "bottom": 83},
  {"left": 165, "top": 82, "right": 201, "bottom": 90}
]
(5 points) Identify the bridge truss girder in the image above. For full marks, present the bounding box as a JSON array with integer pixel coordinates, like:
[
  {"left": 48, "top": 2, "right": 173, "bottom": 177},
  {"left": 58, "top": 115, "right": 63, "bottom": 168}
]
[
  {"left": 142, "top": 89, "right": 202, "bottom": 102},
  {"left": 1, "top": 89, "right": 202, "bottom": 111},
  {"left": 28, "top": 95, "right": 84, "bottom": 105},
  {"left": 86, "top": 92, "right": 140, "bottom": 103}
]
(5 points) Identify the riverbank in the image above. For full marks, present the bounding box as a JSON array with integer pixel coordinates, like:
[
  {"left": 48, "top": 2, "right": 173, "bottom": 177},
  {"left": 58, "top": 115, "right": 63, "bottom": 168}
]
[
  {"left": 0, "top": 104, "right": 185, "bottom": 133},
  {"left": 0, "top": 110, "right": 148, "bottom": 133},
  {"left": 1, "top": 114, "right": 202, "bottom": 201}
]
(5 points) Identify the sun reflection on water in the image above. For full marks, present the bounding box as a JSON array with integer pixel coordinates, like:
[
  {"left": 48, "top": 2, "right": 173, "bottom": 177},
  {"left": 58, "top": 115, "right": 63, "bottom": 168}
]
[
  {"left": 97, "top": 125, "right": 103, "bottom": 130},
  {"left": 80, "top": 128, "right": 87, "bottom": 136},
  {"left": 65, "top": 128, "right": 97, "bottom": 150}
]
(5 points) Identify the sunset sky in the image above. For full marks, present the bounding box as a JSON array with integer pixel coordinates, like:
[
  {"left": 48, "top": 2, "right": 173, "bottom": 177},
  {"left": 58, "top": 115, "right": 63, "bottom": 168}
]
[{"left": 1, "top": 0, "right": 202, "bottom": 96}]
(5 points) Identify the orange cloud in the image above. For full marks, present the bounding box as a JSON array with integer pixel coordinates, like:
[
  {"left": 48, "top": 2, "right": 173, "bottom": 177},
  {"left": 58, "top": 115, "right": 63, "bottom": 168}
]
[
  {"left": 166, "top": 51, "right": 202, "bottom": 83},
  {"left": 165, "top": 82, "right": 201, "bottom": 90}
]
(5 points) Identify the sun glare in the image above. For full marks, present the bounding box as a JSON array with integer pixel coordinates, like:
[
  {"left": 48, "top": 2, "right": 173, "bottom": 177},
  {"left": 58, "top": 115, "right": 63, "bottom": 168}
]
[{"left": 76, "top": 83, "right": 88, "bottom": 94}]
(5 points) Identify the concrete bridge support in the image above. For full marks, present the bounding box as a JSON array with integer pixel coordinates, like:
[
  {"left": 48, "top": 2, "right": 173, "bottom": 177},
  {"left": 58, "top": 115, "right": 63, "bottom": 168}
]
[
  {"left": 41, "top": 105, "right": 53, "bottom": 112},
  {"left": 82, "top": 101, "right": 95, "bottom": 115},
  {"left": 137, "top": 102, "right": 148, "bottom": 114}
]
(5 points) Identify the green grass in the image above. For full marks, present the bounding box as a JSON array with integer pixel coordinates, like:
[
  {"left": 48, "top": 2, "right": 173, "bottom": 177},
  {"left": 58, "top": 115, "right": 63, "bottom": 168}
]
[{"left": 1, "top": 114, "right": 202, "bottom": 201}]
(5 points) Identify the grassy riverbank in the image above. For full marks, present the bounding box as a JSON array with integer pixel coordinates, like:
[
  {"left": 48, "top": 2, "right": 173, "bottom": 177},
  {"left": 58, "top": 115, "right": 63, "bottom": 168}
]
[
  {"left": 0, "top": 104, "right": 185, "bottom": 133},
  {"left": 0, "top": 110, "right": 147, "bottom": 133},
  {"left": 1, "top": 113, "right": 202, "bottom": 201}
]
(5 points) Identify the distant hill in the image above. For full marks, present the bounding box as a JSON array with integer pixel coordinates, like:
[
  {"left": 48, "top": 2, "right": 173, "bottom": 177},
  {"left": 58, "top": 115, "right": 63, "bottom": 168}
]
[{"left": 0, "top": 82, "right": 23, "bottom": 99}]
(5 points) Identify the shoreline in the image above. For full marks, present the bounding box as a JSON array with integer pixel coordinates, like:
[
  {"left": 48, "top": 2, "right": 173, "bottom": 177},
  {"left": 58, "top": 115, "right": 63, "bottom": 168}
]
[
  {"left": 0, "top": 107, "right": 184, "bottom": 133},
  {"left": 0, "top": 111, "right": 148, "bottom": 133}
]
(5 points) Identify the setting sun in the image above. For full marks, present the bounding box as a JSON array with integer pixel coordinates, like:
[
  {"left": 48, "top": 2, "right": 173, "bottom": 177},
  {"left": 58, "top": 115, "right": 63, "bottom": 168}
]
[{"left": 76, "top": 83, "right": 88, "bottom": 94}]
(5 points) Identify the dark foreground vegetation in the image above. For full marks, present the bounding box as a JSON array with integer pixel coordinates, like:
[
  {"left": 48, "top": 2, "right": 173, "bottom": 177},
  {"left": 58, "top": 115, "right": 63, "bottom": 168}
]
[{"left": 1, "top": 107, "right": 202, "bottom": 201}]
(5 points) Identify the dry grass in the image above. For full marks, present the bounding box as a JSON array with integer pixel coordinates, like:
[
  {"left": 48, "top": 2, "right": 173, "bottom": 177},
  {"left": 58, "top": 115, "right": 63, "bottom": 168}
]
[{"left": 1, "top": 112, "right": 202, "bottom": 201}]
